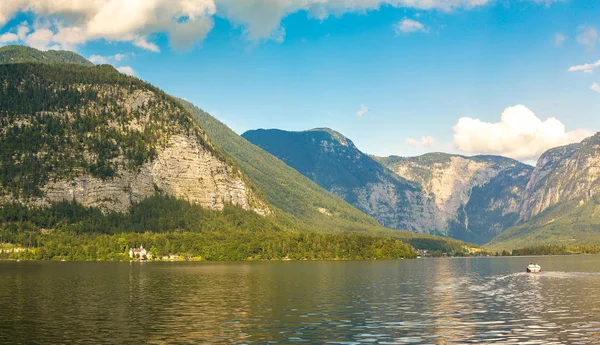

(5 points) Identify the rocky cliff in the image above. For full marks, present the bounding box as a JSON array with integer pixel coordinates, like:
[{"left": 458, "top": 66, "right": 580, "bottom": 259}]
[
  {"left": 488, "top": 134, "right": 600, "bottom": 249},
  {"left": 519, "top": 134, "right": 600, "bottom": 221},
  {"left": 0, "top": 53, "right": 269, "bottom": 215},
  {"left": 378, "top": 154, "right": 533, "bottom": 243},
  {"left": 243, "top": 129, "right": 533, "bottom": 243},
  {"left": 242, "top": 128, "right": 436, "bottom": 231}
]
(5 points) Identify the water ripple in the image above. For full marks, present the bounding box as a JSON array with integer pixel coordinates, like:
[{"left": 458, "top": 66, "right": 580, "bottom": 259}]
[{"left": 1, "top": 257, "right": 600, "bottom": 344}]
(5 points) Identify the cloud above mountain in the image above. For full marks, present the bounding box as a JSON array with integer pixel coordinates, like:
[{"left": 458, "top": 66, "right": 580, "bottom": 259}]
[
  {"left": 0, "top": 0, "right": 559, "bottom": 51},
  {"left": 406, "top": 136, "right": 435, "bottom": 148},
  {"left": 453, "top": 105, "right": 593, "bottom": 160}
]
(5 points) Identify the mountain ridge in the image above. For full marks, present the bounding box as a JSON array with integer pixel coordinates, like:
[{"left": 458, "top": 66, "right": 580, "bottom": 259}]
[
  {"left": 243, "top": 128, "right": 536, "bottom": 244},
  {"left": 0, "top": 45, "right": 95, "bottom": 66}
]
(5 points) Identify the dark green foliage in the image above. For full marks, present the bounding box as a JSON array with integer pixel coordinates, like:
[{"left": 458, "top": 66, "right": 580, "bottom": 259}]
[
  {"left": 510, "top": 245, "right": 600, "bottom": 256},
  {"left": 0, "top": 45, "right": 95, "bottom": 66},
  {"left": 0, "top": 62, "right": 222, "bottom": 198},
  {"left": 0, "top": 195, "right": 416, "bottom": 261}
]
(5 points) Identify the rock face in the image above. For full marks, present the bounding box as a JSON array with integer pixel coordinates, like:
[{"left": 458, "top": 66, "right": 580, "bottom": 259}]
[
  {"left": 40, "top": 134, "right": 254, "bottom": 213},
  {"left": 379, "top": 154, "right": 532, "bottom": 243},
  {"left": 242, "top": 128, "right": 435, "bottom": 231},
  {"left": 243, "top": 129, "right": 532, "bottom": 244},
  {"left": 487, "top": 133, "right": 600, "bottom": 249},
  {"left": 519, "top": 134, "right": 600, "bottom": 221},
  {"left": 0, "top": 59, "right": 269, "bottom": 215}
]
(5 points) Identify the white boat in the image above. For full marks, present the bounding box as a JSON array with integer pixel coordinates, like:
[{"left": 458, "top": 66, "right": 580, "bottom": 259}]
[{"left": 527, "top": 263, "right": 541, "bottom": 273}]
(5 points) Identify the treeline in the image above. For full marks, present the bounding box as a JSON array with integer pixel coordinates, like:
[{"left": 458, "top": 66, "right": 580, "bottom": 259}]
[
  {"left": 0, "top": 195, "right": 284, "bottom": 235},
  {"left": 509, "top": 244, "right": 600, "bottom": 256},
  {"left": 0, "top": 195, "right": 416, "bottom": 261},
  {"left": 0, "top": 231, "right": 416, "bottom": 261}
]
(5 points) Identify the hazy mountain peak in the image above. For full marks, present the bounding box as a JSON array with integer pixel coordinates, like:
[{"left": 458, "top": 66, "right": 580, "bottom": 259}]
[{"left": 306, "top": 128, "right": 352, "bottom": 146}]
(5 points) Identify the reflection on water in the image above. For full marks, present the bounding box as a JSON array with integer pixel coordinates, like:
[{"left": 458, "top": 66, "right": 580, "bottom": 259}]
[{"left": 1, "top": 256, "right": 600, "bottom": 344}]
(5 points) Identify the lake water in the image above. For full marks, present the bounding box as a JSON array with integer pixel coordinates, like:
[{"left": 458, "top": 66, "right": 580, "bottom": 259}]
[{"left": 1, "top": 256, "right": 600, "bottom": 344}]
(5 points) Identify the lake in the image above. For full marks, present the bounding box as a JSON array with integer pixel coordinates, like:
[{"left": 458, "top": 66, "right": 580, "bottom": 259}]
[{"left": 1, "top": 256, "right": 600, "bottom": 344}]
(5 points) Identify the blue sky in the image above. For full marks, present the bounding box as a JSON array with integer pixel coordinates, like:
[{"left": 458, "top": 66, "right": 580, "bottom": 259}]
[{"left": 1, "top": 0, "right": 599, "bottom": 161}]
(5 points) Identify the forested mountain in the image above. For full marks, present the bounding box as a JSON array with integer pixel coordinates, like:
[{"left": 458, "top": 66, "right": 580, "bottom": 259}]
[
  {"left": 0, "top": 59, "right": 267, "bottom": 214},
  {"left": 0, "top": 45, "right": 471, "bottom": 260}
]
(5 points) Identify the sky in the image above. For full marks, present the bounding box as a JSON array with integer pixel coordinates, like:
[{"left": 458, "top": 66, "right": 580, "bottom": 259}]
[{"left": 0, "top": 0, "right": 599, "bottom": 163}]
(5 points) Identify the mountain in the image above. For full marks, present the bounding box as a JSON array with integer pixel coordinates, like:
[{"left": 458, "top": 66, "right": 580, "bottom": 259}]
[
  {"left": 243, "top": 128, "right": 532, "bottom": 244},
  {"left": 0, "top": 45, "right": 94, "bottom": 66},
  {"left": 378, "top": 153, "right": 533, "bottom": 244},
  {"left": 0, "top": 46, "right": 471, "bottom": 259},
  {"left": 184, "top": 105, "right": 472, "bottom": 253},
  {"left": 489, "top": 133, "right": 600, "bottom": 250},
  {"left": 0, "top": 56, "right": 269, "bottom": 215},
  {"left": 241, "top": 128, "right": 434, "bottom": 232}
]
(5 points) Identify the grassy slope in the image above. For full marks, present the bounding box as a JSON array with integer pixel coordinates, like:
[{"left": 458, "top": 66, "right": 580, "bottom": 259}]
[
  {"left": 0, "top": 45, "right": 94, "bottom": 66},
  {"left": 181, "top": 101, "right": 474, "bottom": 253},
  {"left": 487, "top": 196, "right": 600, "bottom": 250}
]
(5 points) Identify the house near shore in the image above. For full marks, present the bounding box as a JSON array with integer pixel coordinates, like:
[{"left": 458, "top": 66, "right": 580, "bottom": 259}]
[
  {"left": 129, "top": 245, "right": 152, "bottom": 260},
  {"left": 161, "top": 254, "right": 180, "bottom": 260}
]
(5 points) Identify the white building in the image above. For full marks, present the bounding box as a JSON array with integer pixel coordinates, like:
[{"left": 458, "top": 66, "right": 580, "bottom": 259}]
[{"left": 129, "top": 245, "right": 152, "bottom": 260}]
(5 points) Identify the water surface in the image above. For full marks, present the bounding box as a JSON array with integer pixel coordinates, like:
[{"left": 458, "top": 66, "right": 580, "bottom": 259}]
[{"left": 1, "top": 256, "right": 600, "bottom": 344}]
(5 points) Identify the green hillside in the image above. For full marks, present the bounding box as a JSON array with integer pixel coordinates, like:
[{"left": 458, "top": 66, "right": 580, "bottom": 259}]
[
  {"left": 0, "top": 45, "right": 94, "bottom": 66},
  {"left": 181, "top": 102, "right": 474, "bottom": 254},
  {"left": 487, "top": 196, "right": 600, "bottom": 251}
]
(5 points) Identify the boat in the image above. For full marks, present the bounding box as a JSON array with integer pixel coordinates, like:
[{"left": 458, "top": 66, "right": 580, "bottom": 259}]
[{"left": 527, "top": 263, "right": 541, "bottom": 273}]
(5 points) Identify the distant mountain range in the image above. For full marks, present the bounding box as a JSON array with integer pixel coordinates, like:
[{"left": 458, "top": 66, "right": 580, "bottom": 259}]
[
  {"left": 244, "top": 128, "right": 600, "bottom": 248},
  {"left": 3, "top": 44, "right": 598, "bottom": 254}
]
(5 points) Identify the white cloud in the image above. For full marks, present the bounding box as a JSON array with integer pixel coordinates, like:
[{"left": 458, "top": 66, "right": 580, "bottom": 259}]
[
  {"left": 406, "top": 138, "right": 419, "bottom": 147},
  {"left": 553, "top": 33, "right": 566, "bottom": 47},
  {"left": 576, "top": 26, "right": 599, "bottom": 50},
  {"left": 394, "top": 19, "right": 428, "bottom": 34},
  {"left": 420, "top": 135, "right": 435, "bottom": 147},
  {"left": 0, "top": 0, "right": 568, "bottom": 51},
  {"left": 116, "top": 66, "right": 135, "bottom": 76},
  {"left": 89, "top": 53, "right": 131, "bottom": 65},
  {"left": 569, "top": 59, "right": 600, "bottom": 74},
  {"left": 591, "top": 82, "right": 600, "bottom": 93},
  {"left": 0, "top": 1, "right": 217, "bottom": 51},
  {"left": 90, "top": 53, "right": 135, "bottom": 75},
  {"left": 530, "top": 0, "right": 566, "bottom": 5},
  {"left": 0, "top": 0, "right": 563, "bottom": 50},
  {"left": 0, "top": 32, "right": 18, "bottom": 44},
  {"left": 406, "top": 136, "right": 435, "bottom": 147},
  {"left": 453, "top": 105, "right": 593, "bottom": 160},
  {"left": 357, "top": 104, "right": 368, "bottom": 117},
  {"left": 133, "top": 37, "right": 160, "bottom": 53}
]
